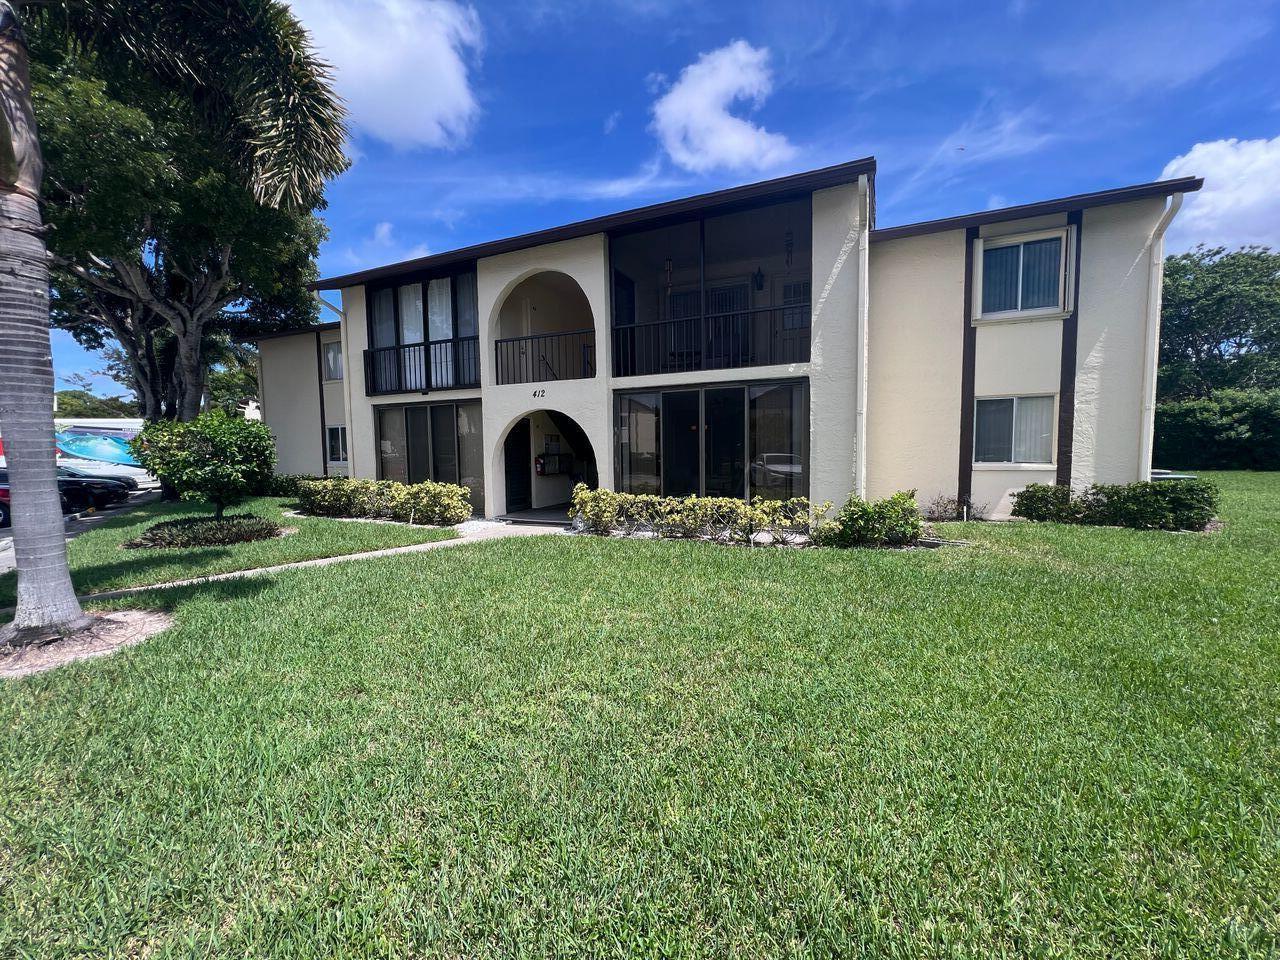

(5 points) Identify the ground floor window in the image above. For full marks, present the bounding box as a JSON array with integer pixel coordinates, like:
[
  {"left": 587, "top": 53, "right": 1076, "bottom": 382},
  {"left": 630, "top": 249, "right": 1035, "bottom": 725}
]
[
  {"left": 974, "top": 395, "right": 1055, "bottom": 464},
  {"left": 326, "top": 425, "right": 348, "bottom": 464},
  {"left": 376, "top": 400, "right": 484, "bottom": 513},
  {"left": 615, "top": 379, "right": 808, "bottom": 500}
]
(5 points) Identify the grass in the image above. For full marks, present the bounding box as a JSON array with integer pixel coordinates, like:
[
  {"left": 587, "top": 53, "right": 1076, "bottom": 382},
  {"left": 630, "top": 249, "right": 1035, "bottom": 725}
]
[
  {"left": 0, "top": 496, "right": 457, "bottom": 605},
  {"left": 1, "top": 472, "right": 1278, "bottom": 957}
]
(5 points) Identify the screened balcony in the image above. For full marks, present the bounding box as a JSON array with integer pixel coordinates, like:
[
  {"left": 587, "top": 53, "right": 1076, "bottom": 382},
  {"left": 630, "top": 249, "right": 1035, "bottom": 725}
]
[
  {"left": 610, "top": 197, "right": 812, "bottom": 378},
  {"left": 493, "top": 271, "right": 596, "bottom": 385},
  {"left": 364, "top": 269, "right": 481, "bottom": 396}
]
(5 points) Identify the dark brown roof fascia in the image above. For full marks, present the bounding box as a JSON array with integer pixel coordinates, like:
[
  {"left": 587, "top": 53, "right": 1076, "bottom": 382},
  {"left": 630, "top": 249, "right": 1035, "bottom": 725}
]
[
  {"left": 870, "top": 177, "right": 1203, "bottom": 243},
  {"left": 312, "top": 157, "right": 878, "bottom": 291},
  {"left": 250, "top": 321, "right": 340, "bottom": 343}
]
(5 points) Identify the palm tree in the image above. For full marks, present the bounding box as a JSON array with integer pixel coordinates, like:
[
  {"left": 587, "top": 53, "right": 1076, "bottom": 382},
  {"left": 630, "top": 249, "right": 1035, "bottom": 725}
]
[{"left": 0, "top": 1, "right": 346, "bottom": 642}]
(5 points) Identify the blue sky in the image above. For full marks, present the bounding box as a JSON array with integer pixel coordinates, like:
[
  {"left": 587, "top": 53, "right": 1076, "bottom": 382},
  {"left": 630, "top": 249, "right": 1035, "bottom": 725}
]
[{"left": 55, "top": 0, "right": 1280, "bottom": 395}]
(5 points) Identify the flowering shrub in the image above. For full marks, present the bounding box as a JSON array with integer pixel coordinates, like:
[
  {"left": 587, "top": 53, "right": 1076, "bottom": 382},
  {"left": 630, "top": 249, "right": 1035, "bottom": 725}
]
[
  {"left": 297, "top": 477, "right": 472, "bottom": 526},
  {"left": 569, "top": 484, "right": 836, "bottom": 547}
]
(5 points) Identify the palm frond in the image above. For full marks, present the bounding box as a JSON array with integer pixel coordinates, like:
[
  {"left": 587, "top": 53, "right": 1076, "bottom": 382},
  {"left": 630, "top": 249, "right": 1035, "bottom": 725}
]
[{"left": 24, "top": 0, "right": 348, "bottom": 207}]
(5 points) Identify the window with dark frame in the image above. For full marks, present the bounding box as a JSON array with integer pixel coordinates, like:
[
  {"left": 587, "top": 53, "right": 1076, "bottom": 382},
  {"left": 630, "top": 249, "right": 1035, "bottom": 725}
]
[
  {"left": 322, "top": 341, "right": 343, "bottom": 380},
  {"left": 364, "top": 267, "right": 480, "bottom": 394},
  {"left": 980, "top": 234, "right": 1066, "bottom": 316},
  {"left": 326, "top": 425, "right": 348, "bottom": 463},
  {"left": 973, "top": 395, "right": 1055, "bottom": 464},
  {"left": 375, "top": 400, "right": 484, "bottom": 514}
]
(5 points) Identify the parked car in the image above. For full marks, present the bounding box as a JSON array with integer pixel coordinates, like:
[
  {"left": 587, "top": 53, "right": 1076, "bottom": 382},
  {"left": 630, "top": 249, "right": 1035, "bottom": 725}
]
[
  {"left": 750, "top": 453, "right": 802, "bottom": 488},
  {"left": 0, "top": 469, "right": 131, "bottom": 513},
  {"left": 56, "top": 457, "right": 151, "bottom": 486},
  {"left": 58, "top": 464, "right": 139, "bottom": 491},
  {"left": 0, "top": 484, "right": 9, "bottom": 527}
]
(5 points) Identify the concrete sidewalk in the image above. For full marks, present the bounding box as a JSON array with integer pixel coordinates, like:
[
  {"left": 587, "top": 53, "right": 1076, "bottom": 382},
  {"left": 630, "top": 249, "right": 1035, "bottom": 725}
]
[
  {"left": 41, "top": 519, "right": 559, "bottom": 607},
  {"left": 0, "top": 491, "right": 162, "bottom": 577}
]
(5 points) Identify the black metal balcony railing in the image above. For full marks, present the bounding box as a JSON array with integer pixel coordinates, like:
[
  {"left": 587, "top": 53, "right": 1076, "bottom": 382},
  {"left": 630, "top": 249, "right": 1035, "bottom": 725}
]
[
  {"left": 495, "top": 328, "right": 596, "bottom": 385},
  {"left": 611, "top": 305, "right": 810, "bottom": 378},
  {"left": 364, "top": 337, "right": 480, "bottom": 395}
]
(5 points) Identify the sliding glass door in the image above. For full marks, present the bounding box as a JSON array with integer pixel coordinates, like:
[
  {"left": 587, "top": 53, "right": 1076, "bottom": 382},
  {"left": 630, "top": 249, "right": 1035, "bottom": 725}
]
[
  {"left": 615, "top": 380, "right": 808, "bottom": 500},
  {"left": 377, "top": 400, "right": 484, "bottom": 512},
  {"left": 661, "top": 391, "right": 700, "bottom": 497},
  {"left": 704, "top": 387, "right": 745, "bottom": 498}
]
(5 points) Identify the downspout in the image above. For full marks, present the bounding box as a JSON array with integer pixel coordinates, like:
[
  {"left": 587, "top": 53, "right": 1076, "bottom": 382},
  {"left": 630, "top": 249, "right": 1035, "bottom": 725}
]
[
  {"left": 1137, "top": 193, "right": 1183, "bottom": 480},
  {"left": 854, "top": 173, "right": 871, "bottom": 499}
]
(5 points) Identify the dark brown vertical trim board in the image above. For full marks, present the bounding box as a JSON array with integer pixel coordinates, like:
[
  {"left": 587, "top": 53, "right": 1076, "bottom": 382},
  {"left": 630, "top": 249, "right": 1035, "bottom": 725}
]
[
  {"left": 314, "top": 331, "right": 329, "bottom": 477},
  {"left": 957, "top": 226, "right": 979, "bottom": 507},
  {"left": 1056, "top": 210, "right": 1084, "bottom": 486}
]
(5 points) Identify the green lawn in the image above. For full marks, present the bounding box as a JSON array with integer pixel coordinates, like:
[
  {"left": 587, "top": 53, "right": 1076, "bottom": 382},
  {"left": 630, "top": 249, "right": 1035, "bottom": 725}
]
[
  {"left": 0, "top": 496, "right": 457, "bottom": 605},
  {"left": 2, "top": 473, "right": 1278, "bottom": 957}
]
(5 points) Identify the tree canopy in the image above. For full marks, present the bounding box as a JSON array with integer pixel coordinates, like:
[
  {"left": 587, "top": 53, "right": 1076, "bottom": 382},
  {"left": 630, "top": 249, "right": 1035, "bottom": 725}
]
[
  {"left": 1159, "top": 245, "right": 1280, "bottom": 400},
  {"left": 29, "top": 11, "right": 344, "bottom": 420}
]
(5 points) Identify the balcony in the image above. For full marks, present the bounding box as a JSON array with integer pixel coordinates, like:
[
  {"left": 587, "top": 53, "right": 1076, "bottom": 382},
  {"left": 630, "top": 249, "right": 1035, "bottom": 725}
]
[
  {"left": 611, "top": 305, "right": 810, "bottom": 378},
  {"left": 495, "top": 328, "right": 596, "bottom": 385},
  {"left": 364, "top": 337, "right": 480, "bottom": 396}
]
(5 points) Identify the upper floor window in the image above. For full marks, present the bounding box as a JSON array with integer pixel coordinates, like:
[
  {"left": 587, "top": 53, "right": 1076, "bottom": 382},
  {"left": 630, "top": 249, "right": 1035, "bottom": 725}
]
[
  {"left": 322, "top": 340, "right": 343, "bottom": 380},
  {"left": 365, "top": 269, "right": 481, "bottom": 394},
  {"left": 976, "top": 229, "right": 1071, "bottom": 321}
]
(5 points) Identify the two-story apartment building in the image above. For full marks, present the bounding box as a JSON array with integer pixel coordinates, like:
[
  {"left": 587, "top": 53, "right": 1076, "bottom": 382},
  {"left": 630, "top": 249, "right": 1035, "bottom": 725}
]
[{"left": 255, "top": 158, "right": 1201, "bottom": 519}]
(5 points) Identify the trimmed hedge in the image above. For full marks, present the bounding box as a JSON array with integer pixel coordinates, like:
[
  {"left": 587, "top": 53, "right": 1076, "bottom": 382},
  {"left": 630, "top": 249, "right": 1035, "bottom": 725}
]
[
  {"left": 1155, "top": 388, "right": 1280, "bottom": 470},
  {"left": 571, "top": 484, "right": 820, "bottom": 545},
  {"left": 1012, "top": 479, "right": 1219, "bottom": 531},
  {"left": 571, "top": 484, "right": 925, "bottom": 548},
  {"left": 296, "top": 477, "right": 472, "bottom": 526},
  {"left": 260, "top": 473, "right": 318, "bottom": 497},
  {"left": 125, "top": 514, "right": 282, "bottom": 549}
]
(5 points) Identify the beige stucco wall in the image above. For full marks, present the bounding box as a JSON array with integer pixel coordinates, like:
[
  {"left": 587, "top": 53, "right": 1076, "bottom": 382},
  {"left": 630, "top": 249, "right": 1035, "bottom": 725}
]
[
  {"left": 303, "top": 187, "right": 1166, "bottom": 522},
  {"left": 259, "top": 333, "right": 324, "bottom": 476},
  {"left": 806, "top": 181, "right": 866, "bottom": 509},
  {"left": 1072, "top": 197, "right": 1166, "bottom": 486},
  {"left": 478, "top": 233, "right": 612, "bottom": 516},
  {"left": 865, "top": 228, "right": 965, "bottom": 507}
]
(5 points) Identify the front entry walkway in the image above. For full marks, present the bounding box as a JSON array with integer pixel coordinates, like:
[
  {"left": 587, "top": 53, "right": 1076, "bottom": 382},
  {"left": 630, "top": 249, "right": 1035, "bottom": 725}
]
[
  {"left": 498, "top": 503, "right": 573, "bottom": 527},
  {"left": 29, "top": 520, "right": 560, "bottom": 609}
]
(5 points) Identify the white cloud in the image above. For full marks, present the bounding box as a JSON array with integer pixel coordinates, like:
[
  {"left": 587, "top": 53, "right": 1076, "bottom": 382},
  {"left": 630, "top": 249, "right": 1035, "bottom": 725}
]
[
  {"left": 288, "top": 0, "right": 482, "bottom": 150},
  {"left": 891, "top": 102, "right": 1055, "bottom": 203},
  {"left": 338, "top": 221, "right": 430, "bottom": 268},
  {"left": 1161, "top": 135, "right": 1280, "bottom": 251},
  {"left": 604, "top": 110, "right": 622, "bottom": 134},
  {"left": 650, "top": 40, "right": 797, "bottom": 174}
]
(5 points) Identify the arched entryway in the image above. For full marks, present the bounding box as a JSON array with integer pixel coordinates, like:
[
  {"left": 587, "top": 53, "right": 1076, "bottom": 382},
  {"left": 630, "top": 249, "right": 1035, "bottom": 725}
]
[
  {"left": 495, "top": 409, "right": 598, "bottom": 521},
  {"left": 492, "top": 271, "right": 597, "bottom": 385}
]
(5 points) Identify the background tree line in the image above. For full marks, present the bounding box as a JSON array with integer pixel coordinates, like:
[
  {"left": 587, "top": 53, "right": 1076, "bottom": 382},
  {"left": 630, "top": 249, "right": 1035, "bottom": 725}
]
[{"left": 1155, "top": 245, "right": 1280, "bottom": 470}]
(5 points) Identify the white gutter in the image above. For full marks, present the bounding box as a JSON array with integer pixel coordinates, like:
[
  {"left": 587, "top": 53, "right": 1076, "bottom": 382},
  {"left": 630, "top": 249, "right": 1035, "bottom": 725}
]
[
  {"left": 854, "top": 173, "right": 871, "bottom": 498},
  {"left": 1137, "top": 192, "right": 1183, "bottom": 480}
]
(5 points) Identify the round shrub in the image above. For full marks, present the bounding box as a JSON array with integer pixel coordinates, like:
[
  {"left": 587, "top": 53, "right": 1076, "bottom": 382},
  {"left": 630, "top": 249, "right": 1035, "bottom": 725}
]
[
  {"left": 131, "top": 411, "right": 276, "bottom": 519},
  {"left": 811, "top": 490, "right": 924, "bottom": 548},
  {"left": 125, "top": 514, "right": 283, "bottom": 549}
]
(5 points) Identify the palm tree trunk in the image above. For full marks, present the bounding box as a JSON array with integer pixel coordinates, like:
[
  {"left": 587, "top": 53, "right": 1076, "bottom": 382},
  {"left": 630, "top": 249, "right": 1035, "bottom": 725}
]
[{"left": 0, "top": 6, "right": 89, "bottom": 639}]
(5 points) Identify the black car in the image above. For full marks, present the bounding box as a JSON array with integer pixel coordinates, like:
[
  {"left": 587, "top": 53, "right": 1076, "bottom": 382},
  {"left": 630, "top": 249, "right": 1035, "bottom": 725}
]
[
  {"left": 58, "top": 464, "right": 140, "bottom": 490},
  {"left": 0, "top": 469, "right": 131, "bottom": 513}
]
